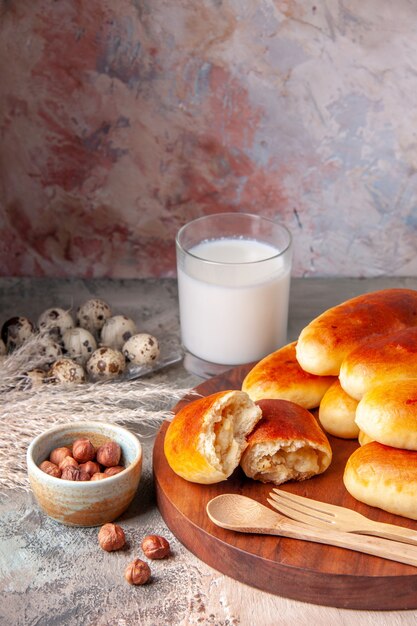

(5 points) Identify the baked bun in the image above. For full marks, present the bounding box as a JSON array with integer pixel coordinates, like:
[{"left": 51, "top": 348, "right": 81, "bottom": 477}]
[
  {"left": 241, "top": 342, "right": 335, "bottom": 409},
  {"left": 358, "top": 430, "right": 373, "bottom": 446},
  {"left": 355, "top": 378, "right": 417, "bottom": 450},
  {"left": 343, "top": 442, "right": 417, "bottom": 520},
  {"left": 296, "top": 289, "right": 417, "bottom": 376},
  {"left": 340, "top": 327, "right": 417, "bottom": 400},
  {"left": 318, "top": 380, "right": 359, "bottom": 439},
  {"left": 240, "top": 399, "right": 332, "bottom": 485},
  {"left": 164, "top": 390, "right": 262, "bottom": 484}
]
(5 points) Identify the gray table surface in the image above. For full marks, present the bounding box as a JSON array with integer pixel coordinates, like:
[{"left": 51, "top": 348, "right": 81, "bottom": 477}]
[{"left": 1, "top": 276, "right": 416, "bottom": 626}]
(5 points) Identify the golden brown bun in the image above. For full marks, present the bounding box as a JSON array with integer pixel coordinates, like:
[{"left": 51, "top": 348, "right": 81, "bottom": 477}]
[
  {"left": 242, "top": 341, "right": 335, "bottom": 409},
  {"left": 344, "top": 442, "right": 417, "bottom": 520},
  {"left": 355, "top": 378, "right": 417, "bottom": 450},
  {"left": 240, "top": 399, "right": 332, "bottom": 485},
  {"left": 358, "top": 430, "right": 373, "bottom": 446},
  {"left": 164, "top": 390, "right": 262, "bottom": 484},
  {"left": 318, "top": 380, "right": 359, "bottom": 439},
  {"left": 296, "top": 289, "right": 417, "bottom": 376},
  {"left": 340, "top": 327, "right": 417, "bottom": 400}
]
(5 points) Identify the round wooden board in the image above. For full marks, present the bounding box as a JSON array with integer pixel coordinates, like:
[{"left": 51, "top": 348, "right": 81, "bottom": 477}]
[{"left": 153, "top": 364, "right": 417, "bottom": 610}]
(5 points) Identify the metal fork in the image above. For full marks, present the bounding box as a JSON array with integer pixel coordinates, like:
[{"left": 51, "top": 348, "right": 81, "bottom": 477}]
[{"left": 267, "top": 488, "right": 417, "bottom": 546}]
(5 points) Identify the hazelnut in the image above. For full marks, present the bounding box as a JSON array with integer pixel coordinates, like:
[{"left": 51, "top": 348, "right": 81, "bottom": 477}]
[
  {"left": 49, "top": 446, "right": 71, "bottom": 466},
  {"left": 90, "top": 472, "right": 107, "bottom": 481},
  {"left": 103, "top": 465, "right": 124, "bottom": 477},
  {"left": 59, "top": 456, "right": 79, "bottom": 470},
  {"left": 124, "top": 558, "right": 151, "bottom": 585},
  {"left": 96, "top": 441, "right": 121, "bottom": 467},
  {"left": 72, "top": 438, "right": 95, "bottom": 463},
  {"left": 79, "top": 461, "right": 100, "bottom": 476},
  {"left": 141, "top": 535, "right": 171, "bottom": 559},
  {"left": 98, "top": 523, "right": 126, "bottom": 551},
  {"left": 61, "top": 466, "right": 90, "bottom": 481},
  {"left": 39, "top": 460, "right": 61, "bottom": 478}
]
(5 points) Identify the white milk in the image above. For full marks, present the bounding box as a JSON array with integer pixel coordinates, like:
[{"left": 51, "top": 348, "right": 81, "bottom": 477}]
[{"left": 177, "top": 237, "right": 291, "bottom": 365}]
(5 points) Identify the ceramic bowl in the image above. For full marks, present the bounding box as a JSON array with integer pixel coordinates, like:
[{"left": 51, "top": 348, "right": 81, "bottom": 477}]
[{"left": 27, "top": 421, "right": 142, "bottom": 527}]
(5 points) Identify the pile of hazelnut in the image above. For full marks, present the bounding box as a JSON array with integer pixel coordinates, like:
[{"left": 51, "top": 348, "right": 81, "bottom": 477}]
[
  {"left": 40, "top": 438, "right": 172, "bottom": 585},
  {"left": 39, "top": 437, "right": 125, "bottom": 481},
  {"left": 98, "top": 522, "right": 171, "bottom": 586},
  {"left": 0, "top": 297, "right": 160, "bottom": 386}
]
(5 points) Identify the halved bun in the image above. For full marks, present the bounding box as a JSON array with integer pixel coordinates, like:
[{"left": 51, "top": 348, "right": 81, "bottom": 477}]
[
  {"left": 340, "top": 327, "right": 417, "bottom": 400},
  {"left": 344, "top": 442, "right": 417, "bottom": 520},
  {"left": 241, "top": 341, "right": 335, "bottom": 408},
  {"left": 164, "top": 390, "right": 262, "bottom": 484},
  {"left": 296, "top": 289, "right": 417, "bottom": 376},
  {"left": 318, "top": 380, "right": 359, "bottom": 439},
  {"left": 240, "top": 399, "right": 332, "bottom": 485},
  {"left": 355, "top": 378, "right": 417, "bottom": 450}
]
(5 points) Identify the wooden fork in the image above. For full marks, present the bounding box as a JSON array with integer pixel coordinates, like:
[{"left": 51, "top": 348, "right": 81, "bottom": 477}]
[
  {"left": 207, "top": 494, "right": 417, "bottom": 567},
  {"left": 267, "top": 489, "right": 417, "bottom": 546}
]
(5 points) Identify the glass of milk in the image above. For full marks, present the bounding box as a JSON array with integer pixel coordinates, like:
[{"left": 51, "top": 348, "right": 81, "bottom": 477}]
[{"left": 176, "top": 212, "right": 292, "bottom": 378}]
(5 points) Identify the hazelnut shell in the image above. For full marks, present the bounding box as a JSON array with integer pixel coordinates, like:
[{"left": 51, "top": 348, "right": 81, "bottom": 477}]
[
  {"left": 96, "top": 441, "right": 121, "bottom": 467},
  {"left": 49, "top": 446, "right": 71, "bottom": 466},
  {"left": 124, "top": 558, "right": 151, "bottom": 585},
  {"left": 98, "top": 523, "right": 126, "bottom": 551},
  {"left": 39, "top": 460, "right": 61, "bottom": 478},
  {"left": 72, "top": 438, "right": 95, "bottom": 463},
  {"left": 141, "top": 534, "right": 171, "bottom": 559}
]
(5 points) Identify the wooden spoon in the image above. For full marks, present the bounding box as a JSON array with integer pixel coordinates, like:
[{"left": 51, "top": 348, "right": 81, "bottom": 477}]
[{"left": 206, "top": 494, "right": 417, "bottom": 568}]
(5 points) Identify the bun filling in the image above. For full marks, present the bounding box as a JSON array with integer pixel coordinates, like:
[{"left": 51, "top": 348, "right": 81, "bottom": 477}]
[{"left": 199, "top": 394, "right": 261, "bottom": 476}]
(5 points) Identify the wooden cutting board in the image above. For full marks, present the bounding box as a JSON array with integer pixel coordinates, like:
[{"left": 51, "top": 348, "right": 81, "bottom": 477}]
[{"left": 153, "top": 364, "right": 417, "bottom": 610}]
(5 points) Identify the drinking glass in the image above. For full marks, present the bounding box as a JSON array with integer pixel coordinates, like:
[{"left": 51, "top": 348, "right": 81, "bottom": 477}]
[{"left": 176, "top": 212, "right": 292, "bottom": 378}]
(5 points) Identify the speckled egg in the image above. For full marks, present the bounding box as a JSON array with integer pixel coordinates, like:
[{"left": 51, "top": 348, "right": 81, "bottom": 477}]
[
  {"left": 122, "top": 333, "right": 160, "bottom": 365},
  {"left": 86, "top": 347, "right": 126, "bottom": 380},
  {"left": 63, "top": 328, "right": 97, "bottom": 365},
  {"left": 20, "top": 369, "right": 46, "bottom": 390},
  {"left": 100, "top": 315, "right": 138, "bottom": 351},
  {"left": 35, "top": 336, "right": 62, "bottom": 365},
  {"left": 76, "top": 299, "right": 112, "bottom": 336},
  {"left": 38, "top": 308, "right": 74, "bottom": 342},
  {"left": 48, "top": 358, "right": 86, "bottom": 384},
  {"left": 1, "top": 316, "right": 35, "bottom": 351}
]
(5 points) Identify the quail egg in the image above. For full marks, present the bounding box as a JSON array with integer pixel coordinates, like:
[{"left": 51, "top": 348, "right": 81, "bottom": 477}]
[
  {"left": 35, "top": 336, "right": 62, "bottom": 366},
  {"left": 63, "top": 328, "right": 97, "bottom": 365},
  {"left": 100, "top": 315, "right": 138, "bottom": 351},
  {"left": 48, "top": 358, "right": 86, "bottom": 384},
  {"left": 76, "top": 298, "right": 112, "bottom": 336},
  {"left": 38, "top": 308, "right": 74, "bottom": 342},
  {"left": 1, "top": 316, "right": 35, "bottom": 351},
  {"left": 122, "top": 333, "right": 160, "bottom": 365},
  {"left": 86, "top": 347, "right": 125, "bottom": 380},
  {"left": 20, "top": 368, "right": 46, "bottom": 390}
]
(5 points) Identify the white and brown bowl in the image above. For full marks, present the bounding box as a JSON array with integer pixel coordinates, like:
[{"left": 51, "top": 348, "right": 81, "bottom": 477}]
[{"left": 27, "top": 421, "right": 142, "bottom": 526}]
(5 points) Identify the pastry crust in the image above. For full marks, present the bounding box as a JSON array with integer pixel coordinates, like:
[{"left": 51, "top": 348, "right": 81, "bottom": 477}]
[
  {"left": 241, "top": 341, "right": 335, "bottom": 409},
  {"left": 344, "top": 442, "right": 417, "bottom": 520},
  {"left": 355, "top": 378, "right": 417, "bottom": 450},
  {"left": 164, "top": 390, "right": 262, "bottom": 484},
  {"left": 240, "top": 399, "right": 332, "bottom": 485},
  {"left": 318, "top": 380, "right": 359, "bottom": 439},
  {"left": 339, "top": 327, "right": 417, "bottom": 400},
  {"left": 296, "top": 288, "right": 417, "bottom": 376}
]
